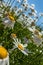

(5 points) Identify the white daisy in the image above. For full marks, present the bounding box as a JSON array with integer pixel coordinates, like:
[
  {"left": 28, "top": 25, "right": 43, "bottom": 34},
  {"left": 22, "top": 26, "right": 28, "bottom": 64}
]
[
  {"left": 17, "top": 0, "right": 21, "bottom": 3},
  {"left": 39, "top": 13, "right": 43, "bottom": 16},
  {"left": 23, "top": 0, "right": 27, "bottom": 2},
  {"left": 11, "top": 33, "right": 33, "bottom": 56},
  {"left": 28, "top": 26, "right": 35, "bottom": 33},
  {"left": 28, "top": 26, "right": 42, "bottom": 37},
  {"left": 0, "top": 54, "right": 9, "bottom": 65},
  {"left": 2, "top": 14, "right": 15, "bottom": 29},
  {"left": 32, "top": 34, "right": 43, "bottom": 46},
  {"left": 29, "top": 27, "right": 43, "bottom": 46},
  {"left": 0, "top": 46, "right": 9, "bottom": 65},
  {"left": 31, "top": 4, "right": 35, "bottom": 9},
  {"left": 32, "top": 12, "right": 37, "bottom": 17}
]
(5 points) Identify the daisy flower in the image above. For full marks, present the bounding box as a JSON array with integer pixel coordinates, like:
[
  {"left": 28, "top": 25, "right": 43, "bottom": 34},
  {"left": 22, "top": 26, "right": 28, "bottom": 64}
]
[
  {"left": 32, "top": 34, "right": 43, "bottom": 46},
  {"left": 0, "top": 46, "right": 9, "bottom": 65},
  {"left": 29, "top": 27, "right": 43, "bottom": 46},
  {"left": 30, "top": 4, "right": 35, "bottom": 10},
  {"left": 28, "top": 26, "right": 42, "bottom": 37},
  {"left": 2, "top": 13, "right": 15, "bottom": 29},
  {"left": 39, "top": 13, "right": 43, "bottom": 16},
  {"left": 23, "top": 0, "right": 27, "bottom": 2},
  {"left": 17, "top": 0, "right": 21, "bottom": 3},
  {"left": 11, "top": 33, "right": 33, "bottom": 56}
]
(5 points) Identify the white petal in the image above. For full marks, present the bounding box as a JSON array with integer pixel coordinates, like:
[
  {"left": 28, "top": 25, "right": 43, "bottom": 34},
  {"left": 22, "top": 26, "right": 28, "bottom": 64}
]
[
  {"left": 13, "top": 42, "right": 18, "bottom": 47},
  {"left": 6, "top": 55, "right": 9, "bottom": 65},
  {"left": 21, "top": 50, "right": 28, "bottom": 56},
  {"left": 31, "top": 4, "right": 35, "bottom": 8},
  {"left": 12, "top": 46, "right": 17, "bottom": 50},
  {"left": 23, "top": 44, "right": 28, "bottom": 47},
  {"left": 35, "top": 10, "right": 37, "bottom": 13},
  {"left": 16, "top": 38, "right": 19, "bottom": 42},
  {"left": 13, "top": 38, "right": 17, "bottom": 43},
  {"left": 4, "top": 20, "right": 9, "bottom": 23},
  {"left": 0, "top": 54, "right": 9, "bottom": 65},
  {"left": 19, "top": 39, "right": 21, "bottom": 43},
  {"left": 28, "top": 27, "right": 34, "bottom": 32}
]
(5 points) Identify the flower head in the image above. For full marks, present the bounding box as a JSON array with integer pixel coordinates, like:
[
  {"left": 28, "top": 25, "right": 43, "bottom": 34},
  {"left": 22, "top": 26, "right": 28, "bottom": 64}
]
[
  {"left": 2, "top": 12, "right": 15, "bottom": 29},
  {"left": 11, "top": 34, "right": 33, "bottom": 56},
  {"left": 0, "top": 46, "right": 8, "bottom": 59},
  {"left": 17, "top": 0, "right": 21, "bottom": 3},
  {"left": 30, "top": 4, "right": 35, "bottom": 9},
  {"left": 18, "top": 43, "right": 24, "bottom": 50},
  {"left": 11, "top": 33, "right": 17, "bottom": 38},
  {"left": 13, "top": 38, "right": 28, "bottom": 55},
  {"left": 6, "top": 13, "right": 15, "bottom": 21},
  {"left": 32, "top": 34, "right": 43, "bottom": 46},
  {"left": 39, "top": 13, "right": 43, "bottom": 16}
]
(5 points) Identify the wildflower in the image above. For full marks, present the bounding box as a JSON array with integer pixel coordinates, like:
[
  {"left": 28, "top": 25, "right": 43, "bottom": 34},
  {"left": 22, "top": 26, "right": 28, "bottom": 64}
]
[
  {"left": 23, "top": 17, "right": 34, "bottom": 27},
  {"left": 14, "top": 6, "right": 18, "bottom": 11},
  {"left": 2, "top": 13, "right": 15, "bottom": 29},
  {"left": 17, "top": 8, "right": 22, "bottom": 14},
  {"left": 39, "top": 13, "right": 43, "bottom": 16},
  {"left": 32, "top": 34, "right": 43, "bottom": 46},
  {"left": 28, "top": 26, "right": 35, "bottom": 33},
  {"left": 0, "top": 46, "right": 8, "bottom": 59},
  {"left": 0, "top": 46, "right": 9, "bottom": 65},
  {"left": 28, "top": 13, "right": 33, "bottom": 16},
  {"left": 13, "top": 40, "right": 28, "bottom": 55},
  {"left": 23, "top": 0, "right": 27, "bottom": 2},
  {"left": 30, "top": 4, "right": 35, "bottom": 9},
  {"left": 11, "top": 33, "right": 17, "bottom": 38},
  {"left": 23, "top": 37, "right": 29, "bottom": 44},
  {"left": 32, "top": 12, "right": 37, "bottom": 17},
  {"left": 41, "top": 31, "right": 43, "bottom": 35},
  {"left": 17, "top": 0, "right": 21, "bottom": 3},
  {"left": 31, "top": 22, "right": 35, "bottom": 26},
  {"left": 29, "top": 27, "right": 42, "bottom": 37},
  {"left": 22, "top": 3, "right": 28, "bottom": 9},
  {"left": 29, "top": 27, "right": 43, "bottom": 46},
  {"left": 11, "top": 33, "right": 33, "bottom": 55}
]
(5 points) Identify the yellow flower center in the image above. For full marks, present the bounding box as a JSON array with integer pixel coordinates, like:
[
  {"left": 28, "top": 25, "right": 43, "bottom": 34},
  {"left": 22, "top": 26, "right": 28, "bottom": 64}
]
[
  {"left": 6, "top": 12, "right": 15, "bottom": 22},
  {"left": 8, "top": 15, "right": 15, "bottom": 21},
  {"left": 11, "top": 33, "right": 17, "bottom": 38},
  {"left": 0, "top": 46, "right": 8, "bottom": 59},
  {"left": 18, "top": 44, "right": 24, "bottom": 50}
]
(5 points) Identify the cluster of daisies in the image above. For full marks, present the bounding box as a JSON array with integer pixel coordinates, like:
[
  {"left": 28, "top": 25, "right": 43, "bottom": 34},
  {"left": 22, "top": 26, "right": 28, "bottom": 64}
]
[{"left": 0, "top": 0, "right": 43, "bottom": 65}]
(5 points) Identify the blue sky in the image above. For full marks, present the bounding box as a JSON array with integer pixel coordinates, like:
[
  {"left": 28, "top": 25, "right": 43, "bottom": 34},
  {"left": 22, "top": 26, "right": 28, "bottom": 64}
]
[
  {"left": 4, "top": 0, "right": 43, "bottom": 29},
  {"left": 28, "top": 0, "right": 43, "bottom": 13},
  {"left": 28, "top": 0, "right": 43, "bottom": 28}
]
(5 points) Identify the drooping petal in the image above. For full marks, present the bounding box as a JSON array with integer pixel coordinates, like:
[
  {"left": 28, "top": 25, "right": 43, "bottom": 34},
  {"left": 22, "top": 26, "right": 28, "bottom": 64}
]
[{"left": 21, "top": 49, "right": 28, "bottom": 56}]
